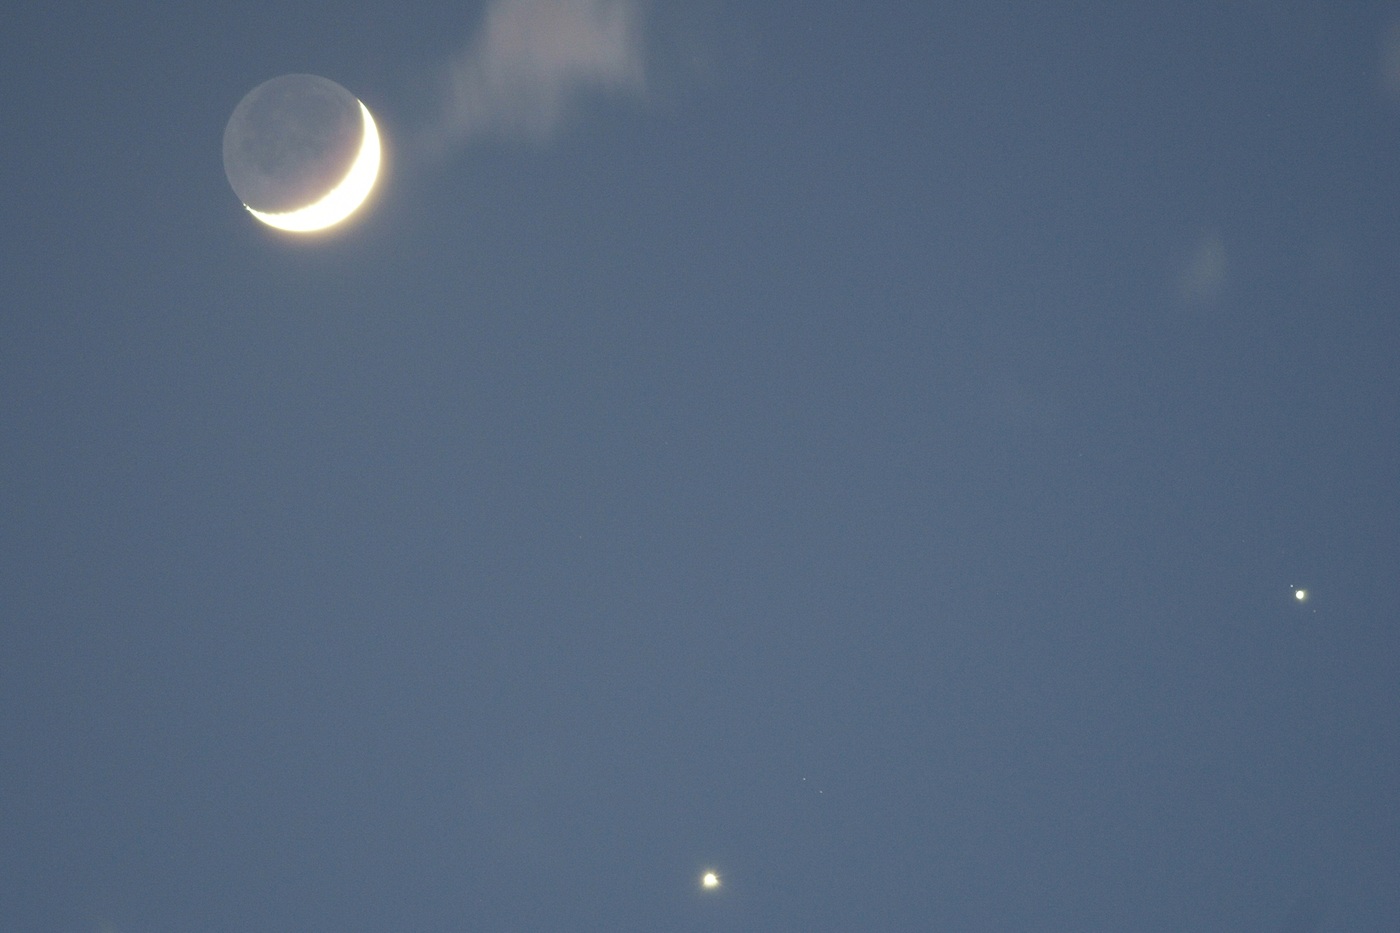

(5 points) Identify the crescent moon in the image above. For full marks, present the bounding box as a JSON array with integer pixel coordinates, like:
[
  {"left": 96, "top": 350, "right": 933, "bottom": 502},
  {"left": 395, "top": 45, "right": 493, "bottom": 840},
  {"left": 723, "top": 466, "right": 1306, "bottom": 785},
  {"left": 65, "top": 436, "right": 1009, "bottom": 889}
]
[{"left": 245, "top": 101, "right": 381, "bottom": 233}]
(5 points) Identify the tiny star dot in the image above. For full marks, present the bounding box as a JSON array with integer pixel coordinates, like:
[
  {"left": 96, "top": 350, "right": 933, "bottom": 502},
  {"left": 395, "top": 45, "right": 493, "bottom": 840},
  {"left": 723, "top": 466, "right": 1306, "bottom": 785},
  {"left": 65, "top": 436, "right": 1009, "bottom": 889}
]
[{"left": 702, "top": 871, "right": 720, "bottom": 889}]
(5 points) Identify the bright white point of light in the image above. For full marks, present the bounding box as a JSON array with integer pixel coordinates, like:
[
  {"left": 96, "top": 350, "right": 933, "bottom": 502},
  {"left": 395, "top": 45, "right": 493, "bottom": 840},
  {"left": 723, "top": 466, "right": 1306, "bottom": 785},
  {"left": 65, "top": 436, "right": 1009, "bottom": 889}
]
[
  {"left": 1295, "top": 588, "right": 1308, "bottom": 602},
  {"left": 701, "top": 871, "right": 721, "bottom": 889}
]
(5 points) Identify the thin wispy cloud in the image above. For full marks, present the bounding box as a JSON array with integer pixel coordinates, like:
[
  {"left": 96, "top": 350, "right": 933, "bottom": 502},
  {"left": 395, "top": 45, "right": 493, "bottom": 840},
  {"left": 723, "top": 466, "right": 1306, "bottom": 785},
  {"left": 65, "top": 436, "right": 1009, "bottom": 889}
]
[
  {"left": 423, "top": 0, "right": 649, "bottom": 154},
  {"left": 1178, "top": 229, "right": 1227, "bottom": 305},
  {"left": 1382, "top": 18, "right": 1400, "bottom": 100}
]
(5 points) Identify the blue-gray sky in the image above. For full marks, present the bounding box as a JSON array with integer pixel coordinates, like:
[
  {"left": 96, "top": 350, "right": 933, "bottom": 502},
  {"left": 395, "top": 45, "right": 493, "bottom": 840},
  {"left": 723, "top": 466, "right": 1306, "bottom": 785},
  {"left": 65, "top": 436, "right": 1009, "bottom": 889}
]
[{"left": 3, "top": 2, "right": 1399, "bottom": 931}]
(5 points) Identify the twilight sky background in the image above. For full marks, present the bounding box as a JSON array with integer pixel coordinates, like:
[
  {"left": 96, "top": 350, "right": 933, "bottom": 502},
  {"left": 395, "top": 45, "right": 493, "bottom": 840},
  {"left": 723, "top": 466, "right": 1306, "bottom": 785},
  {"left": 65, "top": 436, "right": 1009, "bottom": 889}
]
[{"left": 3, "top": 2, "right": 1399, "bottom": 931}]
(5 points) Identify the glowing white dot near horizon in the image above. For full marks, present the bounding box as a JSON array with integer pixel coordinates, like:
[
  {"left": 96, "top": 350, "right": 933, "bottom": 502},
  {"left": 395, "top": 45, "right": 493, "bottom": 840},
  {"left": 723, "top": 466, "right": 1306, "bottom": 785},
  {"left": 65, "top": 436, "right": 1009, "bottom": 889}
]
[
  {"left": 1295, "top": 588, "right": 1308, "bottom": 602},
  {"left": 701, "top": 871, "right": 720, "bottom": 889}
]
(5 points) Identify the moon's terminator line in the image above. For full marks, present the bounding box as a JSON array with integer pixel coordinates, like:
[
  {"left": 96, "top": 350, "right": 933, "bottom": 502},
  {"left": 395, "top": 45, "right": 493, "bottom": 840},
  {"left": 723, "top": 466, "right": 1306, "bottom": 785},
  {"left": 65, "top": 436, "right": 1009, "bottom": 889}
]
[{"left": 223, "top": 74, "right": 382, "bottom": 232}]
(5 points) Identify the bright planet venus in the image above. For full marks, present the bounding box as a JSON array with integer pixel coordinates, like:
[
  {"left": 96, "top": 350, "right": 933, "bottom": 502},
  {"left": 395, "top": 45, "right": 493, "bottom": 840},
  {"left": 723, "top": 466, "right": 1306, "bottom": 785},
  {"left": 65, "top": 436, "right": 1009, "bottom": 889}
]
[{"left": 223, "top": 74, "right": 381, "bottom": 232}]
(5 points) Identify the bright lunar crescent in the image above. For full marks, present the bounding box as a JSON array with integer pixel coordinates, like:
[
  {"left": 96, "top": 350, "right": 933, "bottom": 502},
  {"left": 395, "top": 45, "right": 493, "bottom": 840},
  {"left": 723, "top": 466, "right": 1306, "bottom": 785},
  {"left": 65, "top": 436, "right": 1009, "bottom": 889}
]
[{"left": 223, "top": 74, "right": 381, "bottom": 232}]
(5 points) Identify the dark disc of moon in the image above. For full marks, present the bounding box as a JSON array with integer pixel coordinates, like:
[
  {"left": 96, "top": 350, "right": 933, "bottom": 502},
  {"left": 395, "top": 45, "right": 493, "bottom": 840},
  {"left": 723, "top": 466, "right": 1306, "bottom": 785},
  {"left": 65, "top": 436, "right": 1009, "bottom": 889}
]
[{"left": 223, "top": 74, "right": 364, "bottom": 215}]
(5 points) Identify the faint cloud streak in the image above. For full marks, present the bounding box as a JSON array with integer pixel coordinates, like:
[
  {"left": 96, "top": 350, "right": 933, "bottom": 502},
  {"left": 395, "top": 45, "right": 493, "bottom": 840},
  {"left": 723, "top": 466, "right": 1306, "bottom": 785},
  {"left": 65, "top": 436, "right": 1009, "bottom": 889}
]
[
  {"left": 423, "top": 0, "right": 648, "bottom": 155},
  {"left": 1178, "top": 230, "right": 1227, "bottom": 304},
  {"left": 1383, "top": 18, "right": 1400, "bottom": 99}
]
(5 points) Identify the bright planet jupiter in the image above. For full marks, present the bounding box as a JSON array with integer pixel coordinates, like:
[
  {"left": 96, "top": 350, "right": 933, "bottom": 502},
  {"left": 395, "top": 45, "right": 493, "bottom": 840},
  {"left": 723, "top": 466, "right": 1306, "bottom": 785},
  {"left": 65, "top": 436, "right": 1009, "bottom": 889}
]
[{"left": 222, "top": 74, "right": 381, "bottom": 232}]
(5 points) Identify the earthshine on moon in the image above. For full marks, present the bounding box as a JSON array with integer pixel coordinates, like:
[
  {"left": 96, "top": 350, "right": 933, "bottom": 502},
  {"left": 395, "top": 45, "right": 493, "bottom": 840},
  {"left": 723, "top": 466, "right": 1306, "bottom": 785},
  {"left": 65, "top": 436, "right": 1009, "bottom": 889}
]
[{"left": 223, "top": 74, "right": 381, "bottom": 232}]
